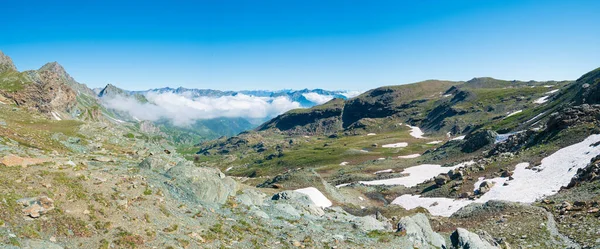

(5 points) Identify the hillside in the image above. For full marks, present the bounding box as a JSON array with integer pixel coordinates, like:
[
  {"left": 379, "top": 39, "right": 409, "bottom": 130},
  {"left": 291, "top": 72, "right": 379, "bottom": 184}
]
[{"left": 1, "top": 50, "right": 600, "bottom": 248}]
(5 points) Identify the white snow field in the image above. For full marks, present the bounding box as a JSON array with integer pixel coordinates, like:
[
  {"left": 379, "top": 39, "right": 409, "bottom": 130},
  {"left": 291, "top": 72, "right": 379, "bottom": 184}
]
[
  {"left": 359, "top": 161, "right": 475, "bottom": 188},
  {"left": 392, "top": 134, "right": 600, "bottom": 217},
  {"left": 382, "top": 142, "right": 408, "bottom": 148},
  {"left": 294, "top": 187, "right": 333, "bottom": 208},
  {"left": 397, "top": 154, "right": 421, "bottom": 159},
  {"left": 406, "top": 124, "right": 426, "bottom": 139}
]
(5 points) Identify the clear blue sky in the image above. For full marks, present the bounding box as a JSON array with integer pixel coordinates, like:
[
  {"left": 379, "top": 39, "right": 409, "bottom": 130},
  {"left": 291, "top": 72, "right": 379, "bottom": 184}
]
[{"left": 1, "top": 0, "right": 599, "bottom": 91}]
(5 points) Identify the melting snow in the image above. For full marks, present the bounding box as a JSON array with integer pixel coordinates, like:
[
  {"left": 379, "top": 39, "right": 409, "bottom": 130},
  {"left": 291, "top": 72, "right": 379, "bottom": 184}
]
[
  {"left": 505, "top": 110, "right": 522, "bottom": 118},
  {"left": 534, "top": 96, "right": 549, "bottom": 104},
  {"left": 294, "top": 187, "right": 332, "bottom": 208},
  {"left": 427, "top": 141, "right": 443, "bottom": 145},
  {"left": 51, "top": 112, "right": 62, "bottom": 121},
  {"left": 451, "top": 136, "right": 466, "bottom": 141},
  {"left": 495, "top": 131, "right": 525, "bottom": 144},
  {"left": 382, "top": 142, "right": 408, "bottom": 148},
  {"left": 398, "top": 154, "right": 421, "bottom": 159},
  {"left": 339, "top": 162, "right": 349, "bottom": 166},
  {"left": 546, "top": 89, "right": 559, "bottom": 94},
  {"left": 443, "top": 94, "right": 452, "bottom": 98},
  {"left": 392, "top": 134, "right": 600, "bottom": 217},
  {"left": 359, "top": 161, "right": 475, "bottom": 187},
  {"left": 374, "top": 169, "right": 393, "bottom": 174},
  {"left": 225, "top": 166, "right": 233, "bottom": 172},
  {"left": 336, "top": 183, "right": 350, "bottom": 188},
  {"left": 366, "top": 133, "right": 377, "bottom": 136},
  {"left": 526, "top": 112, "right": 547, "bottom": 124},
  {"left": 406, "top": 124, "right": 426, "bottom": 139}
]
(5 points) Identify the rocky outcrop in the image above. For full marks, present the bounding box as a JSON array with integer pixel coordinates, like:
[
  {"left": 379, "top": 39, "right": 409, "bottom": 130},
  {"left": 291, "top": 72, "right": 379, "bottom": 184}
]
[
  {"left": 165, "top": 163, "right": 237, "bottom": 205},
  {"left": 257, "top": 98, "right": 344, "bottom": 135},
  {"left": 450, "top": 228, "right": 500, "bottom": 249},
  {"left": 547, "top": 104, "right": 600, "bottom": 131},
  {"left": 397, "top": 213, "right": 447, "bottom": 248},
  {"left": 17, "top": 196, "right": 55, "bottom": 218},
  {"left": 461, "top": 129, "right": 498, "bottom": 153},
  {"left": 573, "top": 67, "right": 600, "bottom": 105},
  {"left": 0, "top": 51, "right": 17, "bottom": 73},
  {"left": 567, "top": 155, "right": 600, "bottom": 188}
]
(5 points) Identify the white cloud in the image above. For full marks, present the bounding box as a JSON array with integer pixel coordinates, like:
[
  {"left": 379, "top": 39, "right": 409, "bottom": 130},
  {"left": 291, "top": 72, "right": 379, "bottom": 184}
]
[
  {"left": 302, "top": 92, "right": 334, "bottom": 105},
  {"left": 101, "top": 92, "right": 302, "bottom": 126},
  {"left": 340, "top": 90, "right": 362, "bottom": 99}
]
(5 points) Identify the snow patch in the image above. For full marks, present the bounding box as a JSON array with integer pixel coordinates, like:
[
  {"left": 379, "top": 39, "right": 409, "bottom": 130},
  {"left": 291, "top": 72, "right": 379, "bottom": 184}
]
[
  {"left": 382, "top": 142, "right": 408, "bottom": 148},
  {"left": 359, "top": 161, "right": 475, "bottom": 187},
  {"left": 451, "top": 136, "right": 466, "bottom": 141},
  {"left": 51, "top": 112, "right": 62, "bottom": 121},
  {"left": 225, "top": 166, "right": 233, "bottom": 172},
  {"left": 427, "top": 141, "right": 443, "bottom": 145},
  {"left": 294, "top": 187, "right": 332, "bottom": 208},
  {"left": 505, "top": 110, "right": 522, "bottom": 118},
  {"left": 339, "top": 162, "right": 349, "bottom": 166},
  {"left": 374, "top": 169, "right": 393, "bottom": 174},
  {"left": 546, "top": 89, "right": 559, "bottom": 94},
  {"left": 534, "top": 96, "right": 549, "bottom": 104},
  {"left": 366, "top": 133, "right": 377, "bottom": 136},
  {"left": 392, "top": 134, "right": 600, "bottom": 217},
  {"left": 397, "top": 154, "right": 421, "bottom": 159},
  {"left": 406, "top": 124, "right": 426, "bottom": 139}
]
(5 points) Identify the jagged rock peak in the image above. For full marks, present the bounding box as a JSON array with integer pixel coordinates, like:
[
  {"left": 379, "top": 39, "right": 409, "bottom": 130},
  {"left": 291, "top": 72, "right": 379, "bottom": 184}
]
[
  {"left": 0, "top": 51, "right": 17, "bottom": 73},
  {"left": 98, "top": 83, "right": 129, "bottom": 98},
  {"left": 39, "top": 62, "right": 69, "bottom": 77}
]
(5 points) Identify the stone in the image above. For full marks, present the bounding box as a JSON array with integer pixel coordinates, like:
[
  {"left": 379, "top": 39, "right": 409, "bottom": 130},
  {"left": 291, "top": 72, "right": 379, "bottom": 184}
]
[
  {"left": 165, "top": 163, "right": 237, "bottom": 205},
  {"left": 236, "top": 189, "right": 267, "bottom": 206},
  {"left": 396, "top": 213, "right": 446, "bottom": 248},
  {"left": 450, "top": 228, "right": 500, "bottom": 249},
  {"left": 17, "top": 196, "right": 55, "bottom": 218}
]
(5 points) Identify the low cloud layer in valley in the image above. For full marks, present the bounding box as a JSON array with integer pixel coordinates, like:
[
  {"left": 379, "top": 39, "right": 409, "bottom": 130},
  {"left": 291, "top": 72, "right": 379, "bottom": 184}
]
[{"left": 101, "top": 90, "right": 359, "bottom": 126}]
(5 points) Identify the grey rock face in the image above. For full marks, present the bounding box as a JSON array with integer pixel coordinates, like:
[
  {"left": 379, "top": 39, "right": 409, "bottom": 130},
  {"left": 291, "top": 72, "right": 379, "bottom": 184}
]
[
  {"left": 0, "top": 51, "right": 17, "bottom": 73},
  {"left": 270, "top": 191, "right": 325, "bottom": 216},
  {"left": 165, "top": 164, "right": 237, "bottom": 205},
  {"left": 461, "top": 129, "right": 498, "bottom": 153},
  {"left": 236, "top": 188, "right": 267, "bottom": 206},
  {"left": 450, "top": 228, "right": 500, "bottom": 249},
  {"left": 139, "top": 155, "right": 173, "bottom": 172},
  {"left": 397, "top": 213, "right": 446, "bottom": 249}
]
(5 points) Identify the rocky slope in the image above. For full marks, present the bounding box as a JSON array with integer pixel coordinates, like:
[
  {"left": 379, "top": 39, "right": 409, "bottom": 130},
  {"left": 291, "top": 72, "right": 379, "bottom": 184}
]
[{"left": 1, "top": 50, "right": 600, "bottom": 248}]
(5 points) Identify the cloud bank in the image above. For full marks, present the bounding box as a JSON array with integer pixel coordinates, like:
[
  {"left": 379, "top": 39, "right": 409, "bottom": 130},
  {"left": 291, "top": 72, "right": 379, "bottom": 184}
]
[
  {"left": 101, "top": 92, "right": 302, "bottom": 126},
  {"left": 302, "top": 92, "right": 334, "bottom": 105}
]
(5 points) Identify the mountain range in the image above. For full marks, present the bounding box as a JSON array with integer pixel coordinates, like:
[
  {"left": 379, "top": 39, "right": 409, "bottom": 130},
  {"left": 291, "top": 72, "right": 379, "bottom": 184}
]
[{"left": 1, "top": 50, "right": 600, "bottom": 248}]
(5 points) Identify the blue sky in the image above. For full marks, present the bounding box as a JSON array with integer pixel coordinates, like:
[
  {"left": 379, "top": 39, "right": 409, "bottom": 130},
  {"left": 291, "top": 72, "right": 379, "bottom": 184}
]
[{"left": 1, "top": 0, "right": 599, "bottom": 91}]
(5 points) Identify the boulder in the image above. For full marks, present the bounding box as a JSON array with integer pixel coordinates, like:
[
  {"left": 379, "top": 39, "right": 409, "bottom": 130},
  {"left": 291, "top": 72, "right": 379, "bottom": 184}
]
[
  {"left": 17, "top": 196, "right": 54, "bottom": 218},
  {"left": 270, "top": 191, "right": 325, "bottom": 216},
  {"left": 165, "top": 163, "right": 237, "bottom": 205},
  {"left": 236, "top": 189, "right": 267, "bottom": 206},
  {"left": 352, "top": 216, "right": 387, "bottom": 232},
  {"left": 461, "top": 130, "right": 498, "bottom": 153},
  {"left": 450, "top": 228, "right": 500, "bottom": 249},
  {"left": 138, "top": 155, "right": 173, "bottom": 172},
  {"left": 396, "top": 213, "right": 446, "bottom": 248}
]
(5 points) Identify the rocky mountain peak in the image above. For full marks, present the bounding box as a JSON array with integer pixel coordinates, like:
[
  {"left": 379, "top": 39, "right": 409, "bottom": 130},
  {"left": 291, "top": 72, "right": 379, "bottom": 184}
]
[
  {"left": 98, "top": 83, "right": 126, "bottom": 98},
  {"left": 0, "top": 51, "right": 17, "bottom": 73},
  {"left": 39, "top": 62, "right": 70, "bottom": 79}
]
